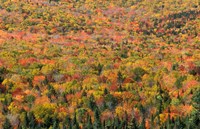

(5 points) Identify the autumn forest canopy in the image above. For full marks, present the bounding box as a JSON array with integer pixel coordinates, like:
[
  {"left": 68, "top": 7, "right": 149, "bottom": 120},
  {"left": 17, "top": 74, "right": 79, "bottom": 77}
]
[{"left": 0, "top": 0, "right": 199, "bottom": 129}]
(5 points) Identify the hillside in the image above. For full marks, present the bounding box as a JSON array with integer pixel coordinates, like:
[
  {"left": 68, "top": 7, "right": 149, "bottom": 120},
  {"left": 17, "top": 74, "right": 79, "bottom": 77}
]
[{"left": 0, "top": 0, "right": 199, "bottom": 129}]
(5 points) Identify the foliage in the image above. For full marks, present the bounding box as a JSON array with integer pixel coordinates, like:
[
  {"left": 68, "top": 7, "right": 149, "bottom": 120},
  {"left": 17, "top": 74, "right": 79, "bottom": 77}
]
[{"left": 0, "top": 0, "right": 199, "bottom": 128}]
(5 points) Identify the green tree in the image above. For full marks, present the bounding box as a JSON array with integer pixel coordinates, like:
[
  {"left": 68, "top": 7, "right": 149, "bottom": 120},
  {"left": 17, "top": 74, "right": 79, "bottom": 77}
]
[
  {"left": 33, "top": 104, "right": 56, "bottom": 127},
  {"left": 113, "top": 117, "right": 121, "bottom": 129},
  {"left": 85, "top": 115, "right": 93, "bottom": 129},
  {"left": 104, "top": 94, "right": 117, "bottom": 110},
  {"left": 189, "top": 89, "right": 200, "bottom": 128},
  {"left": 117, "top": 71, "right": 125, "bottom": 91},
  {"left": 166, "top": 108, "right": 171, "bottom": 129},
  {"left": 150, "top": 114, "right": 154, "bottom": 129},
  {"left": 19, "top": 112, "right": 28, "bottom": 128},
  {"left": 64, "top": 115, "right": 72, "bottom": 129},
  {"left": 27, "top": 111, "right": 36, "bottom": 128},
  {"left": 132, "top": 67, "right": 147, "bottom": 82},
  {"left": 52, "top": 120, "right": 59, "bottom": 129},
  {"left": 0, "top": 67, "right": 7, "bottom": 83},
  {"left": 25, "top": 95, "right": 35, "bottom": 107},
  {"left": 128, "top": 116, "right": 138, "bottom": 129},
  {"left": 96, "top": 63, "right": 104, "bottom": 76},
  {"left": 174, "top": 76, "right": 186, "bottom": 89},
  {"left": 3, "top": 118, "right": 13, "bottom": 129},
  {"left": 93, "top": 109, "right": 102, "bottom": 129},
  {"left": 88, "top": 94, "right": 97, "bottom": 111},
  {"left": 72, "top": 113, "right": 79, "bottom": 129}
]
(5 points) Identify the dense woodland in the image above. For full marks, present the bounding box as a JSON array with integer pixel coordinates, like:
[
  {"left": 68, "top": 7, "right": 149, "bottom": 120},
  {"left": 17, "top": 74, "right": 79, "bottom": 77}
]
[{"left": 0, "top": 0, "right": 200, "bottom": 129}]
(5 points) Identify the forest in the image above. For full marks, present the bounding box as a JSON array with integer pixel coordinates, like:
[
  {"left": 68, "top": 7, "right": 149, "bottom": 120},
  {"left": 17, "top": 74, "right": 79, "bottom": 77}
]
[{"left": 0, "top": 0, "right": 199, "bottom": 129}]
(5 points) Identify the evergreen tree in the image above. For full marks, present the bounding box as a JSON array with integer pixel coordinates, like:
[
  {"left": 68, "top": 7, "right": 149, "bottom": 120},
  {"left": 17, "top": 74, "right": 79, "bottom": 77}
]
[
  {"left": 150, "top": 115, "right": 154, "bottom": 129},
  {"left": 62, "top": 122, "right": 67, "bottom": 129},
  {"left": 106, "top": 119, "right": 112, "bottom": 128},
  {"left": 119, "top": 119, "right": 125, "bottom": 129},
  {"left": 20, "top": 112, "right": 28, "bottom": 128},
  {"left": 88, "top": 94, "right": 97, "bottom": 111},
  {"left": 3, "top": 118, "right": 13, "bottom": 129},
  {"left": 93, "top": 109, "right": 102, "bottom": 129},
  {"left": 102, "top": 120, "right": 106, "bottom": 129},
  {"left": 27, "top": 78, "right": 33, "bottom": 88},
  {"left": 166, "top": 108, "right": 171, "bottom": 129},
  {"left": 72, "top": 113, "right": 79, "bottom": 129},
  {"left": 96, "top": 63, "right": 103, "bottom": 76},
  {"left": 64, "top": 116, "right": 72, "bottom": 129},
  {"left": 190, "top": 89, "right": 200, "bottom": 128},
  {"left": 117, "top": 71, "right": 125, "bottom": 85},
  {"left": 103, "top": 88, "right": 109, "bottom": 95},
  {"left": 128, "top": 116, "right": 138, "bottom": 129},
  {"left": 27, "top": 111, "right": 36, "bottom": 128},
  {"left": 113, "top": 117, "right": 120, "bottom": 129},
  {"left": 52, "top": 120, "right": 58, "bottom": 129},
  {"left": 35, "top": 123, "right": 42, "bottom": 129},
  {"left": 86, "top": 115, "right": 93, "bottom": 129},
  {"left": 139, "top": 116, "right": 145, "bottom": 129}
]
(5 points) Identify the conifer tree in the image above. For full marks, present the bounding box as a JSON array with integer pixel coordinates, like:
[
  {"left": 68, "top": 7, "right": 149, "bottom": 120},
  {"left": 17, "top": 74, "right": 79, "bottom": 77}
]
[
  {"left": 128, "top": 116, "right": 138, "bottom": 129},
  {"left": 150, "top": 115, "right": 154, "bottom": 129},
  {"left": 28, "top": 111, "right": 36, "bottom": 128},
  {"left": 72, "top": 113, "right": 79, "bottom": 129},
  {"left": 20, "top": 112, "right": 28, "bottom": 128},
  {"left": 86, "top": 115, "right": 93, "bottom": 129},
  {"left": 52, "top": 120, "right": 58, "bottom": 129},
  {"left": 167, "top": 108, "right": 171, "bottom": 129},
  {"left": 93, "top": 109, "right": 102, "bottom": 129},
  {"left": 3, "top": 118, "right": 13, "bottom": 129}
]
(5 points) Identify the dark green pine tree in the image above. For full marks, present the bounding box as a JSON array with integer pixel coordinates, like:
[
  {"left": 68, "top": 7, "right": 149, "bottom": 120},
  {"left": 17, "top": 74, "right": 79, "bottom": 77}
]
[
  {"left": 27, "top": 111, "right": 36, "bottom": 128},
  {"left": 137, "top": 104, "right": 146, "bottom": 129},
  {"left": 177, "top": 117, "right": 184, "bottom": 129},
  {"left": 93, "top": 109, "right": 102, "bottom": 129},
  {"left": 190, "top": 89, "right": 200, "bottom": 128},
  {"left": 128, "top": 116, "right": 138, "bottom": 129},
  {"left": 35, "top": 123, "right": 42, "bottom": 129},
  {"left": 113, "top": 117, "right": 120, "bottom": 129},
  {"left": 139, "top": 116, "right": 145, "bottom": 129},
  {"left": 117, "top": 71, "right": 125, "bottom": 92},
  {"left": 121, "top": 112, "right": 128, "bottom": 129},
  {"left": 88, "top": 94, "right": 97, "bottom": 111},
  {"left": 20, "top": 112, "right": 28, "bottom": 128},
  {"left": 27, "top": 77, "right": 33, "bottom": 88},
  {"left": 43, "top": 76, "right": 49, "bottom": 85},
  {"left": 3, "top": 118, "right": 13, "bottom": 129},
  {"left": 171, "top": 118, "right": 175, "bottom": 128},
  {"left": 102, "top": 120, "right": 106, "bottom": 129},
  {"left": 65, "top": 115, "right": 72, "bottom": 129},
  {"left": 103, "top": 88, "right": 109, "bottom": 95},
  {"left": 166, "top": 108, "right": 171, "bottom": 129},
  {"left": 85, "top": 115, "right": 93, "bottom": 129},
  {"left": 52, "top": 120, "right": 59, "bottom": 129},
  {"left": 110, "top": 119, "right": 115, "bottom": 129},
  {"left": 106, "top": 119, "right": 112, "bottom": 128},
  {"left": 62, "top": 122, "right": 67, "bottom": 129},
  {"left": 157, "top": 114, "right": 161, "bottom": 128},
  {"left": 185, "top": 115, "right": 191, "bottom": 129},
  {"left": 117, "top": 71, "right": 123, "bottom": 84},
  {"left": 119, "top": 119, "right": 125, "bottom": 129},
  {"left": 72, "top": 113, "right": 79, "bottom": 129},
  {"left": 150, "top": 115, "right": 154, "bottom": 129},
  {"left": 97, "top": 63, "right": 103, "bottom": 76}
]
